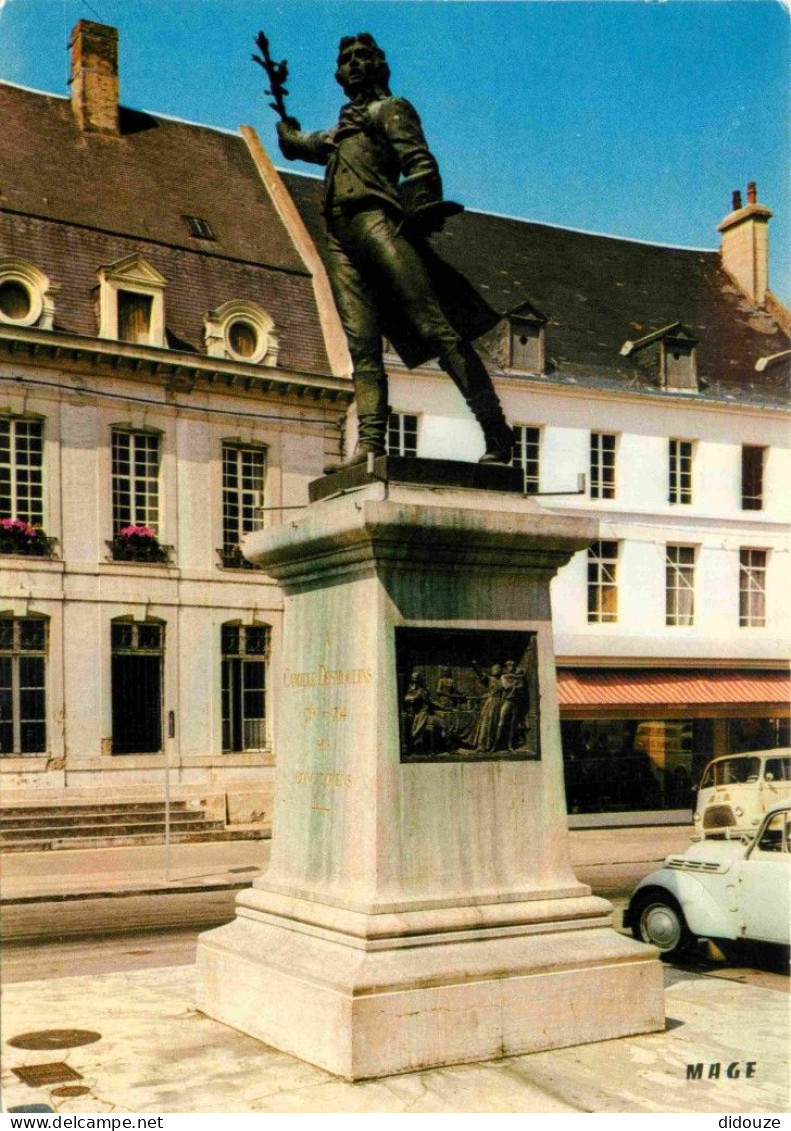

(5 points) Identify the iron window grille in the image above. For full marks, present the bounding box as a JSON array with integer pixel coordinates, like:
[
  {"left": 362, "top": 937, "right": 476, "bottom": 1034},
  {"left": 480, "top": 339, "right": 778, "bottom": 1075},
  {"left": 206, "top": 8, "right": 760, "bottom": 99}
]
[
  {"left": 739, "top": 548, "right": 767, "bottom": 627},
  {"left": 668, "top": 439, "right": 693, "bottom": 504},
  {"left": 587, "top": 540, "right": 618, "bottom": 623},
  {"left": 0, "top": 616, "right": 47, "bottom": 756},
  {"left": 590, "top": 433, "right": 616, "bottom": 500},
  {"left": 386, "top": 413, "right": 419, "bottom": 458},
  {"left": 221, "top": 624, "right": 269, "bottom": 752},
  {"left": 666, "top": 545, "right": 696, "bottom": 626},
  {"left": 512, "top": 425, "right": 540, "bottom": 494}
]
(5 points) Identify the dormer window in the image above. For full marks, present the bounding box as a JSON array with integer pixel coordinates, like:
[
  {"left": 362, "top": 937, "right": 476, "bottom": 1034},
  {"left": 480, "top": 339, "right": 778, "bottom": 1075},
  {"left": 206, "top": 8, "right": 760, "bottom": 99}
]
[
  {"left": 182, "top": 215, "right": 216, "bottom": 241},
  {"left": 620, "top": 322, "right": 699, "bottom": 392},
  {"left": 97, "top": 254, "right": 167, "bottom": 348},
  {"left": 204, "top": 300, "right": 279, "bottom": 366},
  {"left": 0, "top": 259, "right": 57, "bottom": 330},
  {"left": 506, "top": 301, "right": 548, "bottom": 374}
]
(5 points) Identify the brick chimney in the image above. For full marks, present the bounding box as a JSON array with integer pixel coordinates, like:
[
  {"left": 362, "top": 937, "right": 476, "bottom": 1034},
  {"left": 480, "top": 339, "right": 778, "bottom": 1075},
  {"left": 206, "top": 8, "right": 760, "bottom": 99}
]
[
  {"left": 717, "top": 181, "right": 773, "bottom": 307},
  {"left": 69, "top": 20, "right": 119, "bottom": 134}
]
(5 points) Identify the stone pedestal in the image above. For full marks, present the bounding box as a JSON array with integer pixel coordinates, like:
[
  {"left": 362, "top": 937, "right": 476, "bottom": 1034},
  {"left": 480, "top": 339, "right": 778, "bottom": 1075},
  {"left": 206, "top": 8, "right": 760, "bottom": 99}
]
[{"left": 196, "top": 461, "right": 664, "bottom": 1080}]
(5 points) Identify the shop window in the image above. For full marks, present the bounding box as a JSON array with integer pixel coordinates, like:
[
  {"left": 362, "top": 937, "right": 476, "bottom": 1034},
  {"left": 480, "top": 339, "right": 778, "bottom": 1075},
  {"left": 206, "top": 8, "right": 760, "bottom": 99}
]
[
  {"left": 111, "top": 430, "right": 160, "bottom": 535},
  {"left": 0, "top": 418, "right": 44, "bottom": 527},
  {"left": 739, "top": 548, "right": 767, "bottom": 627},
  {"left": 666, "top": 545, "right": 695, "bottom": 626},
  {"left": 741, "top": 446, "right": 765, "bottom": 511},
  {"left": 668, "top": 439, "right": 693, "bottom": 504},
  {"left": 590, "top": 433, "right": 616, "bottom": 500},
  {"left": 0, "top": 616, "right": 47, "bottom": 756},
  {"left": 220, "top": 444, "right": 265, "bottom": 569},
  {"left": 587, "top": 540, "right": 618, "bottom": 623},
  {"left": 386, "top": 413, "right": 419, "bottom": 458},
  {"left": 111, "top": 619, "right": 164, "bottom": 754},
  {"left": 513, "top": 425, "right": 540, "bottom": 494},
  {"left": 221, "top": 623, "right": 269, "bottom": 752}
]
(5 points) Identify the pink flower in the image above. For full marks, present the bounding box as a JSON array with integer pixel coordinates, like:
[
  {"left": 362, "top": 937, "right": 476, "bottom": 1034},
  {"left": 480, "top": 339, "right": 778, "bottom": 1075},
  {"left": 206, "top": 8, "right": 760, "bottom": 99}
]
[
  {"left": 1, "top": 517, "right": 37, "bottom": 537},
  {"left": 119, "top": 524, "right": 157, "bottom": 540}
]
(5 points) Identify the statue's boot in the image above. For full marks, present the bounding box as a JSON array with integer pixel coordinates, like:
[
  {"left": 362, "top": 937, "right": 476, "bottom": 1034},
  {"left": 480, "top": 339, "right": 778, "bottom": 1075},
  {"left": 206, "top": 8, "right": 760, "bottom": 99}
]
[
  {"left": 322, "top": 412, "right": 387, "bottom": 475},
  {"left": 438, "top": 345, "right": 514, "bottom": 466}
]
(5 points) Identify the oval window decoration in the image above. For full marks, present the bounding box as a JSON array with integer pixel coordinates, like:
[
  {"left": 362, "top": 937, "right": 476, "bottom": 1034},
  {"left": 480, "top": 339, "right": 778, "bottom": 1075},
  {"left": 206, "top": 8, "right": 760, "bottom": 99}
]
[
  {"left": 0, "top": 260, "right": 55, "bottom": 329},
  {"left": 0, "top": 281, "right": 32, "bottom": 321},
  {"left": 227, "top": 319, "right": 259, "bottom": 360},
  {"left": 204, "top": 300, "right": 279, "bottom": 367}
]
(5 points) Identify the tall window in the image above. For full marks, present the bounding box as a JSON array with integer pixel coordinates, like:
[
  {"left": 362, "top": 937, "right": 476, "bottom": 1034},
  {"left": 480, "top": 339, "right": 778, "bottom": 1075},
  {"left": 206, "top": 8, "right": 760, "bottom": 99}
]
[
  {"left": 0, "top": 616, "right": 47, "bottom": 756},
  {"left": 0, "top": 419, "right": 43, "bottom": 525},
  {"left": 513, "top": 425, "right": 540, "bottom": 494},
  {"left": 666, "top": 545, "right": 695, "bottom": 626},
  {"left": 587, "top": 541, "right": 618, "bottom": 623},
  {"left": 111, "top": 430, "right": 160, "bottom": 534},
  {"left": 386, "top": 413, "right": 418, "bottom": 458},
  {"left": 668, "top": 439, "right": 693, "bottom": 504},
  {"left": 222, "top": 444, "right": 265, "bottom": 561},
  {"left": 111, "top": 620, "right": 164, "bottom": 754},
  {"left": 222, "top": 624, "right": 269, "bottom": 752},
  {"left": 590, "top": 433, "right": 616, "bottom": 500},
  {"left": 739, "top": 549, "right": 767, "bottom": 627},
  {"left": 741, "top": 446, "right": 765, "bottom": 511}
]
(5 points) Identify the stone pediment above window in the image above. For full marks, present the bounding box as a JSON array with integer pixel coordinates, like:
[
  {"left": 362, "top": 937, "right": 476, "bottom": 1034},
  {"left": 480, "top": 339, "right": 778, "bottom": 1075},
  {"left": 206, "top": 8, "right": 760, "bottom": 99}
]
[
  {"left": 204, "top": 300, "right": 279, "bottom": 366},
  {"left": 620, "top": 322, "right": 699, "bottom": 392},
  {"left": 0, "top": 259, "right": 58, "bottom": 331},
  {"left": 480, "top": 300, "right": 548, "bottom": 375},
  {"left": 96, "top": 254, "right": 168, "bottom": 348}
]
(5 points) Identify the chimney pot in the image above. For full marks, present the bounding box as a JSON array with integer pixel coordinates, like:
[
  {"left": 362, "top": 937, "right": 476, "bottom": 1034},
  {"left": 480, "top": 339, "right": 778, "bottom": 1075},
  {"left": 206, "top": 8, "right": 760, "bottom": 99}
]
[
  {"left": 747, "top": 181, "right": 757, "bottom": 205},
  {"left": 732, "top": 190, "right": 743, "bottom": 211},
  {"left": 69, "top": 20, "right": 119, "bottom": 134}
]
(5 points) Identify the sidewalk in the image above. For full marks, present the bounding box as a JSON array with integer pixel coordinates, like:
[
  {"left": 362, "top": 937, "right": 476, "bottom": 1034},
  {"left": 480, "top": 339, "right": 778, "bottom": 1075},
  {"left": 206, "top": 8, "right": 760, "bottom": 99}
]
[{"left": 1, "top": 962, "right": 787, "bottom": 1113}]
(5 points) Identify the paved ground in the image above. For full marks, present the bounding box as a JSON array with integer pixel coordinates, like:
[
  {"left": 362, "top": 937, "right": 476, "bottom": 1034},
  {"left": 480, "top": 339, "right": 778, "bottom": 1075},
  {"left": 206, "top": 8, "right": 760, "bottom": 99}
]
[{"left": 1, "top": 962, "right": 787, "bottom": 1114}]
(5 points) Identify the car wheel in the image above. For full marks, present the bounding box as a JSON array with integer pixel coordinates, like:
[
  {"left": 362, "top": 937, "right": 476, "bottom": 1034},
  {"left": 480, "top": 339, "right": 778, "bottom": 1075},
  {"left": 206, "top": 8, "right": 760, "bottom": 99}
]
[{"left": 631, "top": 892, "right": 694, "bottom": 958}]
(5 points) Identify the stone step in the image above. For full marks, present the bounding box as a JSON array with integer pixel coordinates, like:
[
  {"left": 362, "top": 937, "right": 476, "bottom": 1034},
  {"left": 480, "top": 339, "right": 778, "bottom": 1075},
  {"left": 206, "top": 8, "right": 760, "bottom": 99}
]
[
  {"left": 0, "top": 810, "right": 208, "bottom": 830},
  {"left": 0, "top": 801, "right": 191, "bottom": 818},
  {"left": 0, "top": 827, "right": 269, "bottom": 853},
  {"left": 0, "top": 819, "right": 225, "bottom": 842}
]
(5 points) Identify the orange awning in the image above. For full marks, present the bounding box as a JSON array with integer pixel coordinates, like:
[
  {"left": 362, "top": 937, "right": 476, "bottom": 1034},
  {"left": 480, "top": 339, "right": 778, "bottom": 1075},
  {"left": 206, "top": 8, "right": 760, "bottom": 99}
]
[{"left": 557, "top": 669, "right": 791, "bottom": 710}]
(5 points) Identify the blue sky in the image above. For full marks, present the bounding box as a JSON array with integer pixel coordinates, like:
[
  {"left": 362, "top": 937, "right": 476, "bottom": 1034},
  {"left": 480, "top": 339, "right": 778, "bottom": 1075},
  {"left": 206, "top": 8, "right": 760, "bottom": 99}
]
[{"left": 2, "top": 0, "right": 789, "bottom": 302}]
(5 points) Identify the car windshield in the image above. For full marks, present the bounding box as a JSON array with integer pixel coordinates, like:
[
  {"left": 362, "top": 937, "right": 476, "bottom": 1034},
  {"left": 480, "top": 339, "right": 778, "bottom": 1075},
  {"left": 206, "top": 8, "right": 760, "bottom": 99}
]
[{"left": 700, "top": 756, "right": 761, "bottom": 788}]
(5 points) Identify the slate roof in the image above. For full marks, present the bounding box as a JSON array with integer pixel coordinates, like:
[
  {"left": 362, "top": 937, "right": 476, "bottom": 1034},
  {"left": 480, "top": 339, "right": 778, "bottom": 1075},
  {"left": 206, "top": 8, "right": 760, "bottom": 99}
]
[
  {"left": 0, "top": 82, "right": 332, "bottom": 376},
  {"left": 282, "top": 171, "right": 790, "bottom": 406}
]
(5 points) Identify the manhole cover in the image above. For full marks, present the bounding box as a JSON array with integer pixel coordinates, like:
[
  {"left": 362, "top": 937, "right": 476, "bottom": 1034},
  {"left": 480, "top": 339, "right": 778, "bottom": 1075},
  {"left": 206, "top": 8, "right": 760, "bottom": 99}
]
[
  {"left": 50, "top": 1086, "right": 92, "bottom": 1098},
  {"left": 8, "top": 1030, "right": 101, "bottom": 1051},
  {"left": 13, "top": 1063, "right": 83, "bottom": 1088}
]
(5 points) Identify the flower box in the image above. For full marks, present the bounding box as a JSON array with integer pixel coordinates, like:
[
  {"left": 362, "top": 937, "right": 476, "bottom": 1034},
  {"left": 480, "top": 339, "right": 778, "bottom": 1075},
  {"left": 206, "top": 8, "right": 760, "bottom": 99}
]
[
  {"left": 217, "top": 545, "right": 259, "bottom": 570},
  {"left": 0, "top": 518, "right": 56, "bottom": 558},
  {"left": 108, "top": 525, "right": 171, "bottom": 564}
]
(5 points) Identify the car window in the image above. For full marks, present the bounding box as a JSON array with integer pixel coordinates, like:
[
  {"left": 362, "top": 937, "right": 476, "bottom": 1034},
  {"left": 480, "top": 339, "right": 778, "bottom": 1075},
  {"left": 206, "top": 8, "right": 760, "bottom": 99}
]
[
  {"left": 712, "top": 756, "right": 761, "bottom": 785},
  {"left": 764, "top": 757, "right": 791, "bottom": 782},
  {"left": 753, "top": 812, "right": 787, "bottom": 854}
]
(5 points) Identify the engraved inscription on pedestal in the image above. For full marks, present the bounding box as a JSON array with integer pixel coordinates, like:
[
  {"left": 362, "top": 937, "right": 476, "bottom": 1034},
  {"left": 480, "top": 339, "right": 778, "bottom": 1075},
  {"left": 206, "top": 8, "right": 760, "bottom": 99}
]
[{"left": 396, "top": 627, "right": 540, "bottom": 763}]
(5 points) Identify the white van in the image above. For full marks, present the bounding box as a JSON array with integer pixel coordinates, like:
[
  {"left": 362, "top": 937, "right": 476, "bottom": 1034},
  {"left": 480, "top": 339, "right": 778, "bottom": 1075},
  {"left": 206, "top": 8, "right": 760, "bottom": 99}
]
[{"left": 693, "top": 748, "right": 791, "bottom": 840}]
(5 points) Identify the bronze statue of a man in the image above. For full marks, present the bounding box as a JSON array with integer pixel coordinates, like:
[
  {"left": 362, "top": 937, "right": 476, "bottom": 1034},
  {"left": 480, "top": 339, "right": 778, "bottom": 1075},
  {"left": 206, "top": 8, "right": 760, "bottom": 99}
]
[{"left": 276, "top": 33, "right": 514, "bottom": 470}]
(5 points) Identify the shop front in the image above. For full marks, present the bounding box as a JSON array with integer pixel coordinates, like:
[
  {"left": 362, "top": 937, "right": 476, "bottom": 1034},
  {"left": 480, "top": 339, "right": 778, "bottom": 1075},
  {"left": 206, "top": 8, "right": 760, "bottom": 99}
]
[{"left": 557, "top": 668, "right": 791, "bottom": 822}]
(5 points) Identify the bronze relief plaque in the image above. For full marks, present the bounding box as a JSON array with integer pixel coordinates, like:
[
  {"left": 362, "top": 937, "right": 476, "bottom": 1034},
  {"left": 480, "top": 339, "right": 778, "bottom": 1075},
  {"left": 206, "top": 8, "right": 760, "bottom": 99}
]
[{"left": 396, "top": 627, "right": 540, "bottom": 763}]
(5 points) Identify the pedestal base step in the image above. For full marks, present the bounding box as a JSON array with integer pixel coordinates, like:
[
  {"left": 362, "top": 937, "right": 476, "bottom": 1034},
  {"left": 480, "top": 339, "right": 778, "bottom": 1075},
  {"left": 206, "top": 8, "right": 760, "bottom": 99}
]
[{"left": 196, "top": 912, "right": 664, "bottom": 1080}]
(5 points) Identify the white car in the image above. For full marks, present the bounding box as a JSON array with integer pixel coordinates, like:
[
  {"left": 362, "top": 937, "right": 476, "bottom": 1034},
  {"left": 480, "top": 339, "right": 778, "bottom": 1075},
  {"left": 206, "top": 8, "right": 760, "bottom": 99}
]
[
  {"left": 693, "top": 748, "right": 791, "bottom": 840},
  {"left": 624, "top": 802, "right": 790, "bottom": 958}
]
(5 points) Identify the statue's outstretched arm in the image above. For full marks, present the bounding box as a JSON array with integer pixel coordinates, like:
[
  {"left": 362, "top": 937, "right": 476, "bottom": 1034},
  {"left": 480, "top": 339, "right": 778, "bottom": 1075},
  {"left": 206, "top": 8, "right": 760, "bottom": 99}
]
[{"left": 276, "top": 118, "right": 335, "bottom": 166}]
